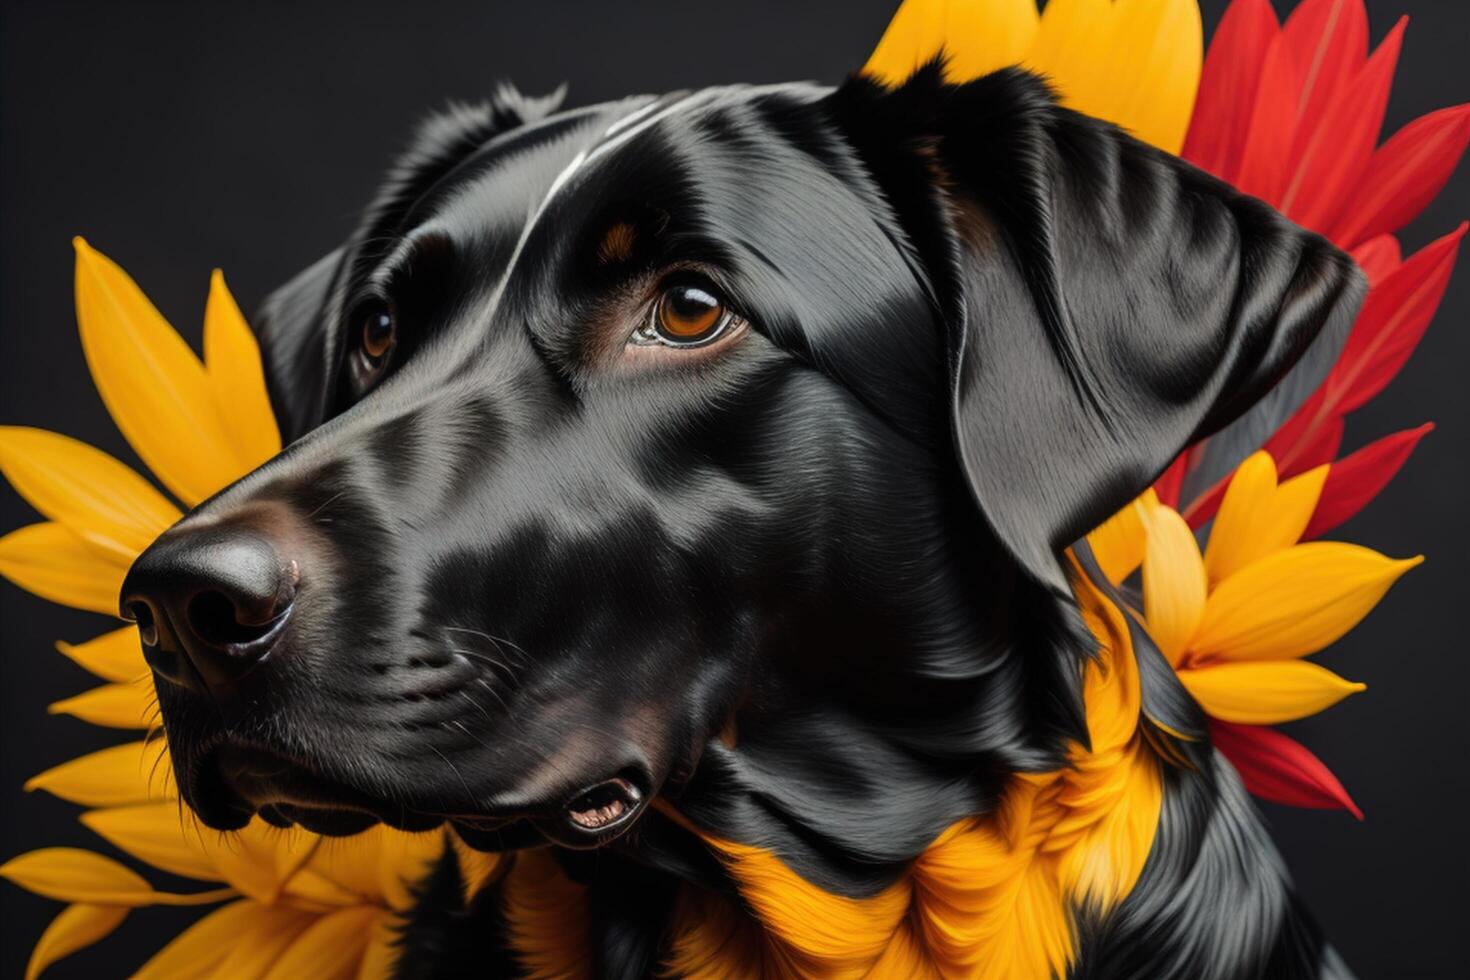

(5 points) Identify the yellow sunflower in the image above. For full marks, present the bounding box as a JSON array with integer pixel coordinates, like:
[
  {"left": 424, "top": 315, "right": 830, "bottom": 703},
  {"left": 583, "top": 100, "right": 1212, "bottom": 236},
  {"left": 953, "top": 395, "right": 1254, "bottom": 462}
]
[{"left": 0, "top": 241, "right": 488, "bottom": 979}]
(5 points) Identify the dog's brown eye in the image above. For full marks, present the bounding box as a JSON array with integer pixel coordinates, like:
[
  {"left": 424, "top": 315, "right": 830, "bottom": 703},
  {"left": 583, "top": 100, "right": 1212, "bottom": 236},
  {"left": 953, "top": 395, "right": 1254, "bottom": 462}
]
[
  {"left": 659, "top": 285, "right": 722, "bottom": 338},
  {"left": 360, "top": 305, "right": 396, "bottom": 362},
  {"left": 633, "top": 282, "right": 743, "bottom": 349}
]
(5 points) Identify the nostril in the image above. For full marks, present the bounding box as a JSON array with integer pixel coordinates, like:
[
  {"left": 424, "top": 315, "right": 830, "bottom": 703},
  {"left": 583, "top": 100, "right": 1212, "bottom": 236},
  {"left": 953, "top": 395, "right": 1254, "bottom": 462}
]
[
  {"left": 187, "top": 590, "right": 284, "bottom": 649},
  {"left": 121, "top": 521, "right": 303, "bottom": 690},
  {"left": 128, "top": 602, "right": 159, "bottom": 646}
]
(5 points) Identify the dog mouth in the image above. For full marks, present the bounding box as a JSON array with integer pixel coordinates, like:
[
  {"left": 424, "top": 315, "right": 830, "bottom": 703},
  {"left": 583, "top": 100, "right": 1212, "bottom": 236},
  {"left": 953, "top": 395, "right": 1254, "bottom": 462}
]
[
  {"left": 193, "top": 743, "right": 404, "bottom": 836},
  {"left": 188, "top": 742, "right": 652, "bottom": 845}
]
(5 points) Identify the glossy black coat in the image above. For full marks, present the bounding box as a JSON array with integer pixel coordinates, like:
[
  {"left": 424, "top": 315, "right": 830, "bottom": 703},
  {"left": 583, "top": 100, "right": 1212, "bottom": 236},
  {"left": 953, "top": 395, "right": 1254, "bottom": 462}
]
[{"left": 127, "top": 67, "right": 1364, "bottom": 977}]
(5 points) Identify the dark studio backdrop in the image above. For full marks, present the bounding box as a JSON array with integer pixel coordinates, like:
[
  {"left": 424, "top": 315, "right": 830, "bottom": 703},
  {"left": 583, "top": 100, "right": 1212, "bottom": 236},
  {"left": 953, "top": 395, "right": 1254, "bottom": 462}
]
[{"left": 0, "top": 0, "right": 1466, "bottom": 976}]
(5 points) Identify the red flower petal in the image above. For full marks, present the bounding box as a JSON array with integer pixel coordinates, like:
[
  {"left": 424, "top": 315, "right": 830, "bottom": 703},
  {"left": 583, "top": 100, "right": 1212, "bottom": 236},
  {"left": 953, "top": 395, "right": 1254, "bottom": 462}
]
[
  {"left": 1154, "top": 453, "right": 1188, "bottom": 509},
  {"left": 1280, "top": 18, "right": 1404, "bottom": 234},
  {"left": 1234, "top": 31, "right": 1302, "bottom": 205},
  {"left": 1252, "top": 387, "right": 1330, "bottom": 486},
  {"left": 1329, "top": 222, "right": 1466, "bottom": 414},
  {"left": 1188, "top": 226, "right": 1458, "bottom": 525},
  {"left": 1183, "top": 0, "right": 1281, "bottom": 183},
  {"left": 1304, "top": 423, "right": 1433, "bottom": 539},
  {"left": 1350, "top": 233, "right": 1402, "bottom": 288},
  {"left": 1328, "top": 104, "right": 1470, "bottom": 249},
  {"left": 1282, "top": 415, "right": 1344, "bottom": 479},
  {"left": 1210, "top": 719, "right": 1363, "bottom": 819},
  {"left": 1283, "top": 0, "right": 1369, "bottom": 146},
  {"left": 1181, "top": 467, "right": 1228, "bottom": 529}
]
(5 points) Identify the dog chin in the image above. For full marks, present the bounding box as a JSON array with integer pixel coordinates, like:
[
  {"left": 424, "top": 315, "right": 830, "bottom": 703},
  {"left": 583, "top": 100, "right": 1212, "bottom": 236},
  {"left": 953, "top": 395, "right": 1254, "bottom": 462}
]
[{"left": 183, "top": 741, "right": 652, "bottom": 847}]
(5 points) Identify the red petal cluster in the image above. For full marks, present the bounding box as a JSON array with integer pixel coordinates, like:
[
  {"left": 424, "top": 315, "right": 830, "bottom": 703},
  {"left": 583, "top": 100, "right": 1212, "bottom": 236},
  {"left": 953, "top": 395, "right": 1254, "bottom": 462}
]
[{"left": 1164, "top": 0, "right": 1467, "bottom": 816}]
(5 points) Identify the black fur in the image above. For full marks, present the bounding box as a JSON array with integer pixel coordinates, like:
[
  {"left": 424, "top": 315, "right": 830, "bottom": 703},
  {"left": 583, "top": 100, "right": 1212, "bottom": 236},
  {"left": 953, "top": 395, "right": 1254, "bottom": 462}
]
[{"left": 120, "top": 69, "right": 1365, "bottom": 977}]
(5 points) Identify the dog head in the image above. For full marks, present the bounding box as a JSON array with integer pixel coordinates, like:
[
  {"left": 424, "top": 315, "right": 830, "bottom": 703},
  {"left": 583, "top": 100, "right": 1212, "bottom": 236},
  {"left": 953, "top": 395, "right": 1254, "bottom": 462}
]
[{"left": 121, "top": 69, "right": 1361, "bottom": 854}]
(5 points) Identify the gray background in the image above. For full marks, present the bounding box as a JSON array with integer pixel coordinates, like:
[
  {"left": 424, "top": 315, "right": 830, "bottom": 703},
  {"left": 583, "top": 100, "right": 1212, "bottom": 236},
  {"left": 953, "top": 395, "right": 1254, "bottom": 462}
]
[{"left": 1, "top": 1, "right": 1465, "bottom": 975}]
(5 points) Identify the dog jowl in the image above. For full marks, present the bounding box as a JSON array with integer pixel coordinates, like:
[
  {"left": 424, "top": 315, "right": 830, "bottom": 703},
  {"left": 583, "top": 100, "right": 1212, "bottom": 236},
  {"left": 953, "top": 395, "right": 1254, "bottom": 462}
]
[{"left": 119, "top": 69, "right": 1361, "bottom": 973}]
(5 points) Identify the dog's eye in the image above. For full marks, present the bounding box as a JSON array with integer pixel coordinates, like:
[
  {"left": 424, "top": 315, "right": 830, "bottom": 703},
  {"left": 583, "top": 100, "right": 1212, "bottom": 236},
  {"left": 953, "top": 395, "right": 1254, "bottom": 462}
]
[
  {"left": 633, "top": 282, "right": 743, "bottom": 349},
  {"left": 359, "top": 303, "right": 396, "bottom": 363}
]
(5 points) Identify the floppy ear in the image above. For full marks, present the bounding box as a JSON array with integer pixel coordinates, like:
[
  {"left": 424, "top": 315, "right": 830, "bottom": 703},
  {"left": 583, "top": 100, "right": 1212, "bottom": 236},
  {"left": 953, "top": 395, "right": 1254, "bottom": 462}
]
[
  {"left": 831, "top": 67, "right": 1364, "bottom": 593},
  {"left": 252, "top": 85, "right": 565, "bottom": 442},
  {"left": 253, "top": 248, "right": 344, "bottom": 441}
]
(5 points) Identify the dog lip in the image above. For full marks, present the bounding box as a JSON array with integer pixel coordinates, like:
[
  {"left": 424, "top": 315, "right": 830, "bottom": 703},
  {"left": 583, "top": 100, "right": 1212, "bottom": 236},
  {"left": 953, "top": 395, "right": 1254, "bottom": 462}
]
[
  {"left": 206, "top": 743, "right": 384, "bottom": 820},
  {"left": 190, "top": 742, "right": 449, "bottom": 834},
  {"left": 271, "top": 803, "right": 380, "bottom": 837}
]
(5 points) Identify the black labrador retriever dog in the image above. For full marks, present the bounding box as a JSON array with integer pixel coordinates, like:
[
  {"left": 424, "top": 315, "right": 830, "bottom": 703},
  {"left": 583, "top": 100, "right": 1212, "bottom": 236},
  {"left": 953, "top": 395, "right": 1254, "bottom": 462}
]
[{"left": 121, "top": 65, "right": 1362, "bottom": 978}]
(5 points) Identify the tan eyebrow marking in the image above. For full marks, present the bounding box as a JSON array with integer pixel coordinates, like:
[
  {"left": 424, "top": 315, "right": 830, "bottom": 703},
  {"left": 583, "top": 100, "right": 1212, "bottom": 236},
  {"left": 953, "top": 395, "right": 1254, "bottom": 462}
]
[{"left": 597, "top": 221, "right": 637, "bottom": 264}]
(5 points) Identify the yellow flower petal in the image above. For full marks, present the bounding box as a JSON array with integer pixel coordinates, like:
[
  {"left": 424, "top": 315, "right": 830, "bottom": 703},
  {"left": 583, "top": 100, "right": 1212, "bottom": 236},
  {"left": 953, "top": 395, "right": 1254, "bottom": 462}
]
[
  {"left": 73, "top": 238, "right": 243, "bottom": 506},
  {"left": 1, "top": 848, "right": 149, "bottom": 905},
  {"left": 1272, "top": 465, "right": 1330, "bottom": 546},
  {"left": 25, "top": 903, "right": 129, "bottom": 980},
  {"left": 1087, "top": 488, "right": 1155, "bottom": 585},
  {"left": 1141, "top": 504, "right": 1206, "bottom": 666},
  {"left": 375, "top": 829, "right": 446, "bottom": 912},
  {"left": 261, "top": 906, "right": 378, "bottom": 980},
  {"left": 81, "top": 803, "right": 224, "bottom": 884},
  {"left": 355, "top": 912, "right": 401, "bottom": 980},
  {"left": 207, "top": 819, "right": 321, "bottom": 906},
  {"left": 1202, "top": 451, "right": 1274, "bottom": 583},
  {"left": 56, "top": 628, "right": 149, "bottom": 683},
  {"left": 1025, "top": 0, "right": 1113, "bottom": 112},
  {"left": 1026, "top": 0, "right": 1201, "bottom": 153},
  {"left": 25, "top": 740, "right": 171, "bottom": 807},
  {"left": 205, "top": 270, "right": 282, "bottom": 470},
  {"left": 0, "top": 522, "right": 128, "bottom": 615},
  {"left": 132, "top": 898, "right": 261, "bottom": 979},
  {"left": 280, "top": 868, "right": 368, "bottom": 912},
  {"left": 1102, "top": 0, "right": 1202, "bottom": 153},
  {"left": 1195, "top": 543, "right": 1423, "bottom": 662},
  {"left": 1177, "top": 660, "right": 1366, "bottom": 724},
  {"left": 865, "top": 0, "right": 1041, "bottom": 86},
  {"left": 189, "top": 903, "right": 316, "bottom": 978},
  {"left": 299, "top": 827, "right": 385, "bottom": 903},
  {"left": 0, "top": 426, "right": 179, "bottom": 561},
  {"left": 1203, "top": 452, "right": 1327, "bottom": 585},
  {"left": 49, "top": 679, "right": 155, "bottom": 730}
]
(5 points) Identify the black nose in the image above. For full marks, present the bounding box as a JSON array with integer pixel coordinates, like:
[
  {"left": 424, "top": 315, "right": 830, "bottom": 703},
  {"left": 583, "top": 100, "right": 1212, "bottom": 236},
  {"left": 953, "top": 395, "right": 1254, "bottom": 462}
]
[{"left": 121, "top": 523, "right": 299, "bottom": 692}]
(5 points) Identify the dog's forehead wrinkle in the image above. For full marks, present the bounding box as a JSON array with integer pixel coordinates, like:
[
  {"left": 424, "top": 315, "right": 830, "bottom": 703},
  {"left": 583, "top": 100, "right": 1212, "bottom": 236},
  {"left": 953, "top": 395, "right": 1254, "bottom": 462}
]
[{"left": 395, "top": 102, "right": 618, "bottom": 235}]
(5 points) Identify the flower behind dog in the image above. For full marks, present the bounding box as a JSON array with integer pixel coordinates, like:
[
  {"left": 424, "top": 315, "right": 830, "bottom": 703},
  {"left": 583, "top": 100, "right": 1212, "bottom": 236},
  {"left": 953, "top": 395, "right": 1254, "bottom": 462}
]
[
  {"left": 0, "top": 0, "right": 1463, "bottom": 975},
  {"left": 1087, "top": 453, "right": 1420, "bottom": 817},
  {"left": 1136, "top": 0, "right": 1463, "bottom": 818},
  {"left": 0, "top": 242, "right": 465, "bottom": 978},
  {"left": 876, "top": 0, "right": 1460, "bottom": 826}
]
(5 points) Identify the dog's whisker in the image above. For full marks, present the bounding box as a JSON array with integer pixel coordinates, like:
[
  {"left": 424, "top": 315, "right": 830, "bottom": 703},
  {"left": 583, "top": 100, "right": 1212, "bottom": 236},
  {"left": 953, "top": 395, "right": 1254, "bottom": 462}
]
[
  {"left": 457, "top": 689, "right": 495, "bottom": 724},
  {"left": 474, "top": 677, "right": 510, "bottom": 712},
  {"left": 443, "top": 625, "right": 531, "bottom": 665},
  {"left": 448, "top": 719, "right": 489, "bottom": 750},
  {"left": 446, "top": 644, "right": 518, "bottom": 682}
]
